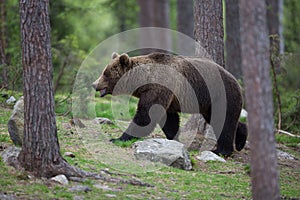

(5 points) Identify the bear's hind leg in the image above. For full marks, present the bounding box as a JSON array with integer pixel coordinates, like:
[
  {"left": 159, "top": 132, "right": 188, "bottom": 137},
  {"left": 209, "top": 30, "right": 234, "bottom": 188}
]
[
  {"left": 212, "top": 111, "right": 240, "bottom": 156},
  {"left": 235, "top": 122, "right": 248, "bottom": 151},
  {"left": 159, "top": 112, "right": 180, "bottom": 140}
]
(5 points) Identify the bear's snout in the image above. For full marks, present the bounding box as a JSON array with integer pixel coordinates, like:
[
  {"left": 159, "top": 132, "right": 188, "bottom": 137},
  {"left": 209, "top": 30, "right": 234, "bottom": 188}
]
[{"left": 92, "top": 81, "right": 98, "bottom": 90}]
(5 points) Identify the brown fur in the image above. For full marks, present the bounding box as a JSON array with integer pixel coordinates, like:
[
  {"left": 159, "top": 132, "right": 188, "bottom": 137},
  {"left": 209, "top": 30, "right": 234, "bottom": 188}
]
[{"left": 92, "top": 52, "right": 248, "bottom": 156}]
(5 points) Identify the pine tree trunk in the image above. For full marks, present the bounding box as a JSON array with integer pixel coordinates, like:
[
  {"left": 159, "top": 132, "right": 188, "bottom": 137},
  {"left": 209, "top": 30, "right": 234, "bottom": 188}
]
[
  {"left": 225, "top": 0, "right": 242, "bottom": 79},
  {"left": 0, "top": 0, "right": 8, "bottom": 88},
  {"left": 266, "top": 0, "right": 281, "bottom": 73},
  {"left": 194, "top": 0, "right": 224, "bottom": 67},
  {"left": 138, "top": 0, "right": 171, "bottom": 54},
  {"left": 177, "top": 0, "right": 194, "bottom": 54},
  {"left": 18, "top": 0, "right": 83, "bottom": 178},
  {"left": 239, "top": 1, "right": 280, "bottom": 199}
]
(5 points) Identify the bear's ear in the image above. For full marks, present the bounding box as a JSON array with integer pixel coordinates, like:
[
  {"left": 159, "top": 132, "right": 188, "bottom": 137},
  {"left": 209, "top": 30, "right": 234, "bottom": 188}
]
[
  {"left": 111, "top": 52, "right": 119, "bottom": 59},
  {"left": 119, "top": 53, "right": 130, "bottom": 68}
]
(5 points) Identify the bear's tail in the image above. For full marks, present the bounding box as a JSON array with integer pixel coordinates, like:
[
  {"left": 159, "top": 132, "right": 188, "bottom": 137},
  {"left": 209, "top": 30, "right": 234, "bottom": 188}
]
[{"left": 235, "top": 122, "right": 248, "bottom": 151}]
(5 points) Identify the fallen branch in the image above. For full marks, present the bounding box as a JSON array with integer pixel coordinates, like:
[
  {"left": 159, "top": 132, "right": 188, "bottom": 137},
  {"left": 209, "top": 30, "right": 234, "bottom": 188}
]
[
  {"left": 90, "top": 173, "right": 153, "bottom": 187},
  {"left": 276, "top": 129, "right": 300, "bottom": 138},
  {"left": 100, "top": 169, "right": 138, "bottom": 178}
]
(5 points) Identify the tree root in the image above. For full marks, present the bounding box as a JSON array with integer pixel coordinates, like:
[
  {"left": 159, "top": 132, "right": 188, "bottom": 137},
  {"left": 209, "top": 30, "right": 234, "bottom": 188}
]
[{"left": 5, "top": 151, "right": 152, "bottom": 187}]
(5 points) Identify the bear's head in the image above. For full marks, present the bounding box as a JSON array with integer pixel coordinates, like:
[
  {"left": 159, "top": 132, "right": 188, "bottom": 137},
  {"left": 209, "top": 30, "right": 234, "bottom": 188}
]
[{"left": 92, "top": 52, "right": 132, "bottom": 97}]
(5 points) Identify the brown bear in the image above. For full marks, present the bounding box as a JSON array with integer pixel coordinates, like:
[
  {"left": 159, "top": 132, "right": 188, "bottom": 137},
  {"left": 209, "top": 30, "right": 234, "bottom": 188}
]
[{"left": 92, "top": 52, "right": 248, "bottom": 156}]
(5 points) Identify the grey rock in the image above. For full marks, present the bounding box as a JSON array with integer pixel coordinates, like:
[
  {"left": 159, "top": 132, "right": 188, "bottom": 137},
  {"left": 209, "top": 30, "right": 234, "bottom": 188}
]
[
  {"left": 105, "top": 194, "right": 117, "bottom": 198},
  {"left": 7, "top": 97, "right": 24, "bottom": 146},
  {"left": 6, "top": 96, "right": 16, "bottom": 104},
  {"left": 69, "top": 185, "right": 92, "bottom": 192},
  {"left": 69, "top": 177, "right": 86, "bottom": 183},
  {"left": 132, "top": 138, "right": 192, "bottom": 170},
  {"left": 94, "top": 184, "right": 120, "bottom": 192},
  {"left": 240, "top": 109, "right": 248, "bottom": 118},
  {"left": 0, "top": 146, "right": 21, "bottom": 164},
  {"left": 277, "top": 149, "right": 295, "bottom": 160},
  {"left": 50, "top": 174, "right": 69, "bottom": 185},
  {"left": 196, "top": 151, "right": 226, "bottom": 162},
  {"left": 73, "top": 196, "right": 84, "bottom": 200},
  {"left": 64, "top": 152, "right": 75, "bottom": 158},
  {"left": 0, "top": 193, "right": 17, "bottom": 200},
  {"left": 94, "top": 117, "right": 113, "bottom": 125}
]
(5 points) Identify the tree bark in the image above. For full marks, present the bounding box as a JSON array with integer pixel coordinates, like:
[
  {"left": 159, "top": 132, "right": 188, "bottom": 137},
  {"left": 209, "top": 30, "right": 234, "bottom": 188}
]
[
  {"left": 267, "top": 0, "right": 279, "bottom": 38},
  {"left": 225, "top": 0, "right": 242, "bottom": 79},
  {"left": 239, "top": 1, "right": 280, "bottom": 199},
  {"left": 177, "top": 0, "right": 193, "bottom": 39},
  {"left": 0, "top": 0, "right": 8, "bottom": 88},
  {"left": 177, "top": 0, "right": 194, "bottom": 54},
  {"left": 194, "top": 0, "right": 224, "bottom": 67},
  {"left": 138, "top": 0, "right": 171, "bottom": 54},
  {"left": 18, "top": 0, "right": 83, "bottom": 178},
  {"left": 266, "top": 0, "right": 281, "bottom": 73}
]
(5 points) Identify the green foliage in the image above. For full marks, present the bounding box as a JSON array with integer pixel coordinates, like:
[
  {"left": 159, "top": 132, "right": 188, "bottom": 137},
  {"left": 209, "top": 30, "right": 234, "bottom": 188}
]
[
  {"left": 274, "top": 81, "right": 300, "bottom": 133},
  {"left": 272, "top": 53, "right": 300, "bottom": 133},
  {"left": 1, "top": 0, "right": 22, "bottom": 91},
  {"left": 283, "top": 0, "right": 300, "bottom": 53},
  {"left": 281, "top": 54, "right": 300, "bottom": 90},
  {"left": 102, "top": 0, "right": 139, "bottom": 32}
]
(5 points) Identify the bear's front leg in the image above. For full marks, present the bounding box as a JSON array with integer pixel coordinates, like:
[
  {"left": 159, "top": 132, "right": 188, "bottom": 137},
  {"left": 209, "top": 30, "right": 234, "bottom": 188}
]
[
  {"left": 111, "top": 91, "right": 170, "bottom": 142},
  {"left": 110, "top": 106, "right": 157, "bottom": 142}
]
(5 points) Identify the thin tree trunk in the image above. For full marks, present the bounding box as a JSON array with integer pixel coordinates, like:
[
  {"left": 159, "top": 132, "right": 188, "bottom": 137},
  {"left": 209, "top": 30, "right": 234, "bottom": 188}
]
[
  {"left": 225, "top": 0, "right": 242, "bottom": 79},
  {"left": 138, "top": 0, "right": 153, "bottom": 27},
  {"left": 138, "top": 0, "right": 153, "bottom": 54},
  {"left": 0, "top": 0, "right": 8, "bottom": 88},
  {"left": 18, "top": 0, "right": 83, "bottom": 178},
  {"left": 152, "top": 0, "right": 171, "bottom": 52},
  {"left": 278, "top": 0, "right": 284, "bottom": 53},
  {"left": 267, "top": 0, "right": 279, "bottom": 38},
  {"left": 266, "top": 0, "right": 282, "bottom": 131},
  {"left": 239, "top": 0, "right": 280, "bottom": 199},
  {"left": 177, "top": 0, "right": 194, "bottom": 54},
  {"left": 138, "top": 0, "right": 171, "bottom": 54},
  {"left": 54, "top": 58, "right": 68, "bottom": 93},
  {"left": 267, "top": 0, "right": 281, "bottom": 73}
]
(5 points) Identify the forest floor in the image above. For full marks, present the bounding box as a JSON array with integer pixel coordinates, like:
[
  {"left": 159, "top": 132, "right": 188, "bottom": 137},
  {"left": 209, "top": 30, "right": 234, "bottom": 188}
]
[{"left": 0, "top": 96, "right": 300, "bottom": 200}]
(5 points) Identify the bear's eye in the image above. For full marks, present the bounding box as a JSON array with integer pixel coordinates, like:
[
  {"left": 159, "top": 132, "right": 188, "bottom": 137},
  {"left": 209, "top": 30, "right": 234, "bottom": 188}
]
[{"left": 103, "top": 71, "right": 110, "bottom": 77}]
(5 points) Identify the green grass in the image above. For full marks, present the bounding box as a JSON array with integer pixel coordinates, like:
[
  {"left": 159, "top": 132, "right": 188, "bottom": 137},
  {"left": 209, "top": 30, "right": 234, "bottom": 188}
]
[
  {"left": 112, "top": 138, "right": 143, "bottom": 148},
  {"left": 276, "top": 134, "right": 300, "bottom": 147},
  {"left": 55, "top": 94, "right": 72, "bottom": 117},
  {"left": 0, "top": 133, "right": 11, "bottom": 143},
  {"left": 94, "top": 95, "right": 138, "bottom": 120}
]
